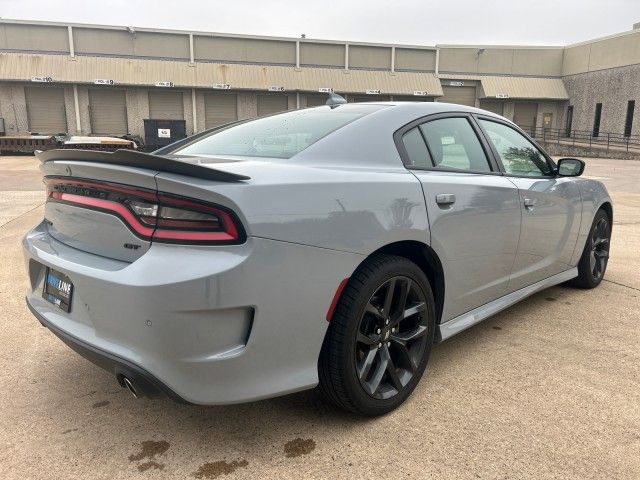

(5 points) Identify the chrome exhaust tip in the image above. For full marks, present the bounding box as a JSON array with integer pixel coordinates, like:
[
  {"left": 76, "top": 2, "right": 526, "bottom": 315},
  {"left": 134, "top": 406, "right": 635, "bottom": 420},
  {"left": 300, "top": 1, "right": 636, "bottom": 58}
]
[{"left": 122, "top": 376, "right": 139, "bottom": 398}]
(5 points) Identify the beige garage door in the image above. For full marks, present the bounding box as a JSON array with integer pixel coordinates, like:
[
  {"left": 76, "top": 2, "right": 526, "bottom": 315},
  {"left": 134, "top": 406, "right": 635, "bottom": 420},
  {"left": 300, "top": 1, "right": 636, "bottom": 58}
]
[
  {"left": 440, "top": 86, "right": 476, "bottom": 107},
  {"left": 349, "top": 95, "right": 391, "bottom": 103},
  {"left": 148, "top": 90, "right": 184, "bottom": 120},
  {"left": 306, "top": 94, "right": 327, "bottom": 107},
  {"left": 257, "top": 95, "right": 288, "bottom": 116},
  {"left": 513, "top": 102, "right": 538, "bottom": 132},
  {"left": 204, "top": 93, "right": 238, "bottom": 129},
  {"left": 479, "top": 100, "right": 505, "bottom": 116},
  {"left": 393, "top": 96, "right": 433, "bottom": 102},
  {"left": 24, "top": 86, "right": 67, "bottom": 133},
  {"left": 88, "top": 89, "right": 128, "bottom": 134}
]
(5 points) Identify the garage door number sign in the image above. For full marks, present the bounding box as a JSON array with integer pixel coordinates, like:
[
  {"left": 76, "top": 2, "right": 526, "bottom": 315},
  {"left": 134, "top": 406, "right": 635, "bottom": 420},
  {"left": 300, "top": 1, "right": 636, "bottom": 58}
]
[
  {"left": 155, "top": 81, "right": 174, "bottom": 87},
  {"left": 95, "top": 79, "right": 115, "bottom": 85},
  {"left": 31, "top": 76, "right": 53, "bottom": 83}
]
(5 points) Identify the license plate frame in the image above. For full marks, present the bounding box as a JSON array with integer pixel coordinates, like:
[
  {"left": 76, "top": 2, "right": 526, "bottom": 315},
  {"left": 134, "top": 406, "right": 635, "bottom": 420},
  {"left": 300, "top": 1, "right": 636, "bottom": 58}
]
[{"left": 42, "top": 267, "right": 73, "bottom": 313}]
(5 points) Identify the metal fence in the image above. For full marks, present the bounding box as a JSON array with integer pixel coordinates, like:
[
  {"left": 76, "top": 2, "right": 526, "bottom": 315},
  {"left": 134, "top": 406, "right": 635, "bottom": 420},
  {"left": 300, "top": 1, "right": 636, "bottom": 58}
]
[{"left": 520, "top": 125, "right": 640, "bottom": 153}]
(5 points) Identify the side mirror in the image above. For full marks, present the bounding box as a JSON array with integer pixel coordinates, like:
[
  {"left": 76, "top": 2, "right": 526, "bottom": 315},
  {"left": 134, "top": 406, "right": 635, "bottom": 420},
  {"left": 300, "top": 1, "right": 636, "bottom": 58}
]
[{"left": 557, "top": 158, "right": 585, "bottom": 177}]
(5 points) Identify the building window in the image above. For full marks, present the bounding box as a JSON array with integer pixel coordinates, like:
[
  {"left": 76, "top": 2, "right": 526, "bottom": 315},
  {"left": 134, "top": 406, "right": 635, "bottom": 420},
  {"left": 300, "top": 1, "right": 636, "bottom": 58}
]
[
  {"left": 565, "top": 105, "right": 574, "bottom": 137},
  {"left": 593, "top": 103, "right": 602, "bottom": 138},
  {"left": 624, "top": 100, "right": 635, "bottom": 137}
]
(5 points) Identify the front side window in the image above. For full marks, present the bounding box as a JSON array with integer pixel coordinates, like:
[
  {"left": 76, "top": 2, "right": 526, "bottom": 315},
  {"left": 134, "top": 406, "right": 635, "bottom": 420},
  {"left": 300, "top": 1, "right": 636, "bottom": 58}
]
[
  {"left": 479, "top": 119, "right": 552, "bottom": 177},
  {"left": 419, "top": 117, "right": 492, "bottom": 172},
  {"left": 174, "top": 104, "right": 386, "bottom": 159}
]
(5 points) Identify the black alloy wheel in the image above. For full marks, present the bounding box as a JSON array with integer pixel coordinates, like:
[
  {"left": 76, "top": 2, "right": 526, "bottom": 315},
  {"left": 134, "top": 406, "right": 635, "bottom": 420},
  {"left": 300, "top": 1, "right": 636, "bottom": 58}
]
[
  {"left": 570, "top": 208, "right": 611, "bottom": 289},
  {"left": 319, "top": 254, "right": 436, "bottom": 416},
  {"left": 589, "top": 217, "right": 610, "bottom": 281},
  {"left": 355, "top": 276, "right": 429, "bottom": 400}
]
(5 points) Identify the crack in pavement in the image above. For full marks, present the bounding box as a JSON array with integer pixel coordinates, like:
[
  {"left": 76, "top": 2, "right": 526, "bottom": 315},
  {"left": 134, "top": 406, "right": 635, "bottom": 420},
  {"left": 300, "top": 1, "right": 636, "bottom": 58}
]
[
  {"left": 0, "top": 202, "right": 45, "bottom": 228},
  {"left": 603, "top": 278, "right": 640, "bottom": 292}
]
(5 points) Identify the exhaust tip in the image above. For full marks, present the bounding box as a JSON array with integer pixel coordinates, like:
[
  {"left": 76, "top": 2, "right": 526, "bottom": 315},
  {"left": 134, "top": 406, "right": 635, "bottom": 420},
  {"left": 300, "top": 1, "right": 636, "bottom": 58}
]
[{"left": 122, "top": 376, "right": 139, "bottom": 398}]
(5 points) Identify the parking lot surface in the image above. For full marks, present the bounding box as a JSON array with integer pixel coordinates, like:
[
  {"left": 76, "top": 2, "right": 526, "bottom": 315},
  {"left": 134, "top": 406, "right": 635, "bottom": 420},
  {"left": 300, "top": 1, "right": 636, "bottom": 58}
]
[{"left": 0, "top": 155, "right": 638, "bottom": 479}]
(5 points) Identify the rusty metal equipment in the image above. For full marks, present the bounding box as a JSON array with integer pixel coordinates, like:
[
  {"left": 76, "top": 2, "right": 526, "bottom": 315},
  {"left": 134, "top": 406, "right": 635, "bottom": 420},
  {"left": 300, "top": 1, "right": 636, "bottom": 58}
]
[
  {"left": 0, "top": 134, "right": 137, "bottom": 154},
  {"left": 0, "top": 135, "right": 61, "bottom": 154}
]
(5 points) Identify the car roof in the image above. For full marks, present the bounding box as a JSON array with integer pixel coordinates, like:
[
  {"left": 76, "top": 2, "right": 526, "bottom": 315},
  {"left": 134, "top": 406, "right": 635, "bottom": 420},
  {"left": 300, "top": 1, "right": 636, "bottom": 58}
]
[
  {"left": 306, "top": 101, "right": 509, "bottom": 130},
  {"left": 293, "top": 102, "right": 509, "bottom": 168},
  {"left": 337, "top": 100, "right": 501, "bottom": 116}
]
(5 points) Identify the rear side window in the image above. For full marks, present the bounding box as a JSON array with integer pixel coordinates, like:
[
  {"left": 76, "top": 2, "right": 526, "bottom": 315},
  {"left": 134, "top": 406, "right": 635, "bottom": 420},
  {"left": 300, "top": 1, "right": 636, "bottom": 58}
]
[
  {"left": 419, "top": 118, "right": 491, "bottom": 172},
  {"left": 174, "top": 104, "right": 386, "bottom": 159},
  {"left": 401, "top": 127, "right": 432, "bottom": 168}
]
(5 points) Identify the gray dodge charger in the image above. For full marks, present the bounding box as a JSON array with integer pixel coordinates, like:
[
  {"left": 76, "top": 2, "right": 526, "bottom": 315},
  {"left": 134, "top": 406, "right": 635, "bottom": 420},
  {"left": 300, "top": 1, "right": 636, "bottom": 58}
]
[{"left": 23, "top": 100, "right": 612, "bottom": 416}]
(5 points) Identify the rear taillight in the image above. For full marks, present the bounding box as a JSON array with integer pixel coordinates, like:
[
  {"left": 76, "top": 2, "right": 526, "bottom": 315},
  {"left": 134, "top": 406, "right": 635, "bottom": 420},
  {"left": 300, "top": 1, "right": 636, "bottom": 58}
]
[{"left": 45, "top": 178, "right": 244, "bottom": 244}]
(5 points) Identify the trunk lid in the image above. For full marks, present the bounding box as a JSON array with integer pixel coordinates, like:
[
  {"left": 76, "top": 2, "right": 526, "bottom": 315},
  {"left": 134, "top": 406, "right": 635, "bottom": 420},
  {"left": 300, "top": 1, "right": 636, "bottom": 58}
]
[
  {"left": 42, "top": 158, "right": 159, "bottom": 262},
  {"left": 39, "top": 149, "right": 249, "bottom": 262}
]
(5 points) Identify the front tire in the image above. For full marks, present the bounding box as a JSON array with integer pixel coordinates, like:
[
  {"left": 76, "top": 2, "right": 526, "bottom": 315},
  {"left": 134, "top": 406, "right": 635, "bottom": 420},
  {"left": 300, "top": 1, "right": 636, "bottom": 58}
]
[
  {"left": 319, "top": 254, "right": 436, "bottom": 416},
  {"left": 569, "top": 208, "right": 611, "bottom": 289}
]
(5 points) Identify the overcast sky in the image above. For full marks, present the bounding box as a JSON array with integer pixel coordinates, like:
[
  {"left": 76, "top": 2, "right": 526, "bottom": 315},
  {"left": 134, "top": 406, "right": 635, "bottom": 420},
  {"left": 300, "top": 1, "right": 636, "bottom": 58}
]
[{"left": 1, "top": 0, "right": 639, "bottom": 45}]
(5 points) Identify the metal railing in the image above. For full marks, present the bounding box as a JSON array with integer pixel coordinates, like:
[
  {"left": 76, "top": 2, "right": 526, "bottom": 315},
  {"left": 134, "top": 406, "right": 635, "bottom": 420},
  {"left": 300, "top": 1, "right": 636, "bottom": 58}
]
[{"left": 520, "top": 125, "right": 640, "bottom": 153}]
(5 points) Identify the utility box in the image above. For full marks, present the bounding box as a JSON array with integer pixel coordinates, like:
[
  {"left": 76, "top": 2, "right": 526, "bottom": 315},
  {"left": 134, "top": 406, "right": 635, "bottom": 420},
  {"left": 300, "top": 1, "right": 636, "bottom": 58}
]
[{"left": 143, "top": 119, "right": 187, "bottom": 152}]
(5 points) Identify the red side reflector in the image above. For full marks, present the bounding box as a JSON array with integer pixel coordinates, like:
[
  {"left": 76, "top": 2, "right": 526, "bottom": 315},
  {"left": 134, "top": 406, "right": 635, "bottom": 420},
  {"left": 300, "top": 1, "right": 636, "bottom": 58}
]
[{"left": 326, "top": 278, "right": 349, "bottom": 322}]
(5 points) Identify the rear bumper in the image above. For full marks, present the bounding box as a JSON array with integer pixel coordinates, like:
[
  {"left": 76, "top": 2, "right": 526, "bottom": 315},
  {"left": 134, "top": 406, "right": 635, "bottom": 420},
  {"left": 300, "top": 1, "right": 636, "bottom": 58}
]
[
  {"left": 23, "top": 220, "right": 362, "bottom": 404},
  {"left": 27, "top": 297, "right": 189, "bottom": 403}
]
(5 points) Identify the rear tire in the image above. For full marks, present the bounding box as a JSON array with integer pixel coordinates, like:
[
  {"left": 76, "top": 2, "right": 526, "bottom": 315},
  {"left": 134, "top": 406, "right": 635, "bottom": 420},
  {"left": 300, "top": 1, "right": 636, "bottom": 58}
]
[
  {"left": 318, "top": 254, "right": 436, "bottom": 416},
  {"left": 569, "top": 208, "right": 611, "bottom": 289}
]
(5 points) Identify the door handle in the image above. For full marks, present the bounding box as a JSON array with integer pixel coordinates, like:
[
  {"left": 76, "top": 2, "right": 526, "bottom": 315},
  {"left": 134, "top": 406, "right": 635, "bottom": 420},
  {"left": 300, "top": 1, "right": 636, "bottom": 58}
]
[
  {"left": 523, "top": 197, "right": 536, "bottom": 209},
  {"left": 436, "top": 194, "right": 456, "bottom": 206}
]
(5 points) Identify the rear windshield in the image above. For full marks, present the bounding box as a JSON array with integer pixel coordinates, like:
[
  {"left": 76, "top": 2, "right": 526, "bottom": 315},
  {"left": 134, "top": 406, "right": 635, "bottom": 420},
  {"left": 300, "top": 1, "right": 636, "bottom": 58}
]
[{"left": 174, "top": 104, "right": 386, "bottom": 159}]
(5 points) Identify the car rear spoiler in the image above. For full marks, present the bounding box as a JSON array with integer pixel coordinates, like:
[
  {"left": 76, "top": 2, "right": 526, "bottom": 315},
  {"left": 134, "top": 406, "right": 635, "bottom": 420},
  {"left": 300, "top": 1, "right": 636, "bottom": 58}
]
[{"left": 37, "top": 149, "right": 250, "bottom": 182}]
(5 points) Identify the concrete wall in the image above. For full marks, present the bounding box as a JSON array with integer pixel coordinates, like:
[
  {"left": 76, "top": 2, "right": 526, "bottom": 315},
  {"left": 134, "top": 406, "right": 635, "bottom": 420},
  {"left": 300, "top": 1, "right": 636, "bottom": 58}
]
[
  {"left": 182, "top": 90, "right": 194, "bottom": 135},
  {"left": 395, "top": 48, "right": 436, "bottom": 72},
  {"left": 62, "top": 85, "right": 78, "bottom": 135},
  {"left": 541, "top": 141, "right": 640, "bottom": 160},
  {"left": 348, "top": 45, "right": 392, "bottom": 70},
  {"left": 124, "top": 89, "right": 150, "bottom": 139},
  {"left": 563, "top": 64, "right": 640, "bottom": 136},
  {"left": 75, "top": 28, "right": 191, "bottom": 60},
  {"left": 76, "top": 86, "right": 91, "bottom": 135},
  {"left": 0, "top": 19, "right": 637, "bottom": 77},
  {"left": 438, "top": 47, "right": 564, "bottom": 76},
  {"left": 238, "top": 92, "right": 258, "bottom": 119},
  {"left": 194, "top": 37, "right": 296, "bottom": 65},
  {"left": 300, "top": 43, "right": 344, "bottom": 67},
  {"left": 563, "top": 29, "right": 640, "bottom": 75},
  {"left": 0, "top": 83, "right": 28, "bottom": 134},
  {"left": 194, "top": 90, "right": 206, "bottom": 132},
  {"left": 0, "top": 23, "right": 69, "bottom": 53}
]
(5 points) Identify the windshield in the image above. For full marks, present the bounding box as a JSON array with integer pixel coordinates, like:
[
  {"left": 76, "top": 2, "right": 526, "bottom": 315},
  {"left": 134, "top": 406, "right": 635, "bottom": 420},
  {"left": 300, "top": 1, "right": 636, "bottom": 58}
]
[{"left": 174, "top": 104, "right": 386, "bottom": 159}]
